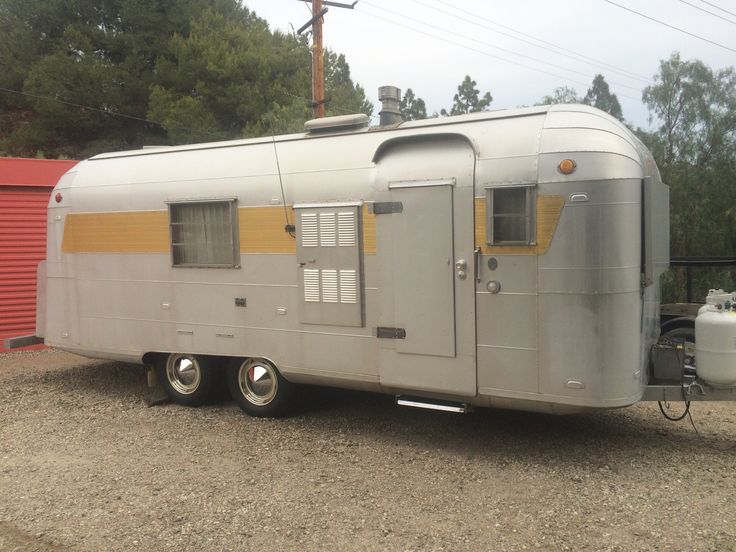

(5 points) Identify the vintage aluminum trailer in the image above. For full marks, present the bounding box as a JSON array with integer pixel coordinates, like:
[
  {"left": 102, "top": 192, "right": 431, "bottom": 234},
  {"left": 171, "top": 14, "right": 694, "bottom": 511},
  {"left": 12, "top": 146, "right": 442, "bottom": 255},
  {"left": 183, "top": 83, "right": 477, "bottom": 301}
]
[{"left": 20, "top": 103, "right": 733, "bottom": 416}]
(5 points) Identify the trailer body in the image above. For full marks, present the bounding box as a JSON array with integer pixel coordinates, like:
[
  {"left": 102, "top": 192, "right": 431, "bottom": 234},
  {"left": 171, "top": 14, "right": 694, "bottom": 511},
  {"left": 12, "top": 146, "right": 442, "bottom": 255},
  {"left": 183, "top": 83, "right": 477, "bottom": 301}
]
[{"left": 38, "top": 105, "right": 670, "bottom": 414}]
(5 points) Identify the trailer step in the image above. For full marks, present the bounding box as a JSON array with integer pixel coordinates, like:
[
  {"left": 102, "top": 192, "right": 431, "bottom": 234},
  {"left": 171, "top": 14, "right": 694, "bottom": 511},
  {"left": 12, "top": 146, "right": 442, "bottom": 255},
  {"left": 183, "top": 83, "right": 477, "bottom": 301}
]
[
  {"left": 396, "top": 395, "right": 469, "bottom": 413},
  {"left": 3, "top": 335, "right": 43, "bottom": 350}
]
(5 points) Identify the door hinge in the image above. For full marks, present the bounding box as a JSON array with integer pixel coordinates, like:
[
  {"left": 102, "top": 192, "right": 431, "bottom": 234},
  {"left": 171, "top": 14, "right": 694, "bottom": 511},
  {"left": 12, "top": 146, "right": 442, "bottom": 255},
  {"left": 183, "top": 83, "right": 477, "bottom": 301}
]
[
  {"left": 376, "top": 326, "right": 406, "bottom": 339},
  {"left": 371, "top": 201, "right": 403, "bottom": 215}
]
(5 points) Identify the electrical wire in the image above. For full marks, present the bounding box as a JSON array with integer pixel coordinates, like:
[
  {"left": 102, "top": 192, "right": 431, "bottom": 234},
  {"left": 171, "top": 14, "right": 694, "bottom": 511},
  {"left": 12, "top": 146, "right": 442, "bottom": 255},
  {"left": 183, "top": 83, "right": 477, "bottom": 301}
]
[
  {"left": 411, "top": 0, "right": 652, "bottom": 84},
  {"left": 0, "top": 85, "right": 227, "bottom": 140},
  {"left": 357, "top": 7, "right": 641, "bottom": 102},
  {"left": 679, "top": 0, "right": 736, "bottom": 25},
  {"left": 362, "top": 1, "right": 643, "bottom": 93},
  {"left": 269, "top": 114, "right": 295, "bottom": 238},
  {"left": 686, "top": 407, "right": 736, "bottom": 452},
  {"left": 284, "top": 90, "right": 379, "bottom": 119},
  {"left": 658, "top": 399, "right": 690, "bottom": 421},
  {"left": 700, "top": 0, "right": 736, "bottom": 19},
  {"left": 603, "top": 0, "right": 736, "bottom": 54},
  {"left": 657, "top": 384, "right": 736, "bottom": 452}
]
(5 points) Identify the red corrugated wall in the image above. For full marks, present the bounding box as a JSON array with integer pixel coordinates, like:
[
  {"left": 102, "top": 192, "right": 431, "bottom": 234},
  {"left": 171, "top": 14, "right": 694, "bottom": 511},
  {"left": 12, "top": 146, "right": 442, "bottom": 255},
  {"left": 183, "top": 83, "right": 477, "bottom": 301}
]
[
  {"left": 0, "top": 158, "right": 78, "bottom": 352},
  {"left": 0, "top": 187, "right": 52, "bottom": 351}
]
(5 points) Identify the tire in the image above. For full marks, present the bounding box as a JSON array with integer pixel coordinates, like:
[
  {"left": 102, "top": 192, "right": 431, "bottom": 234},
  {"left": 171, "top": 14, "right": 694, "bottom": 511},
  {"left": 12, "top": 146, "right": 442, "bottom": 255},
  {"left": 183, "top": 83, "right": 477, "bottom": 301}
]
[
  {"left": 227, "top": 357, "right": 294, "bottom": 418},
  {"left": 156, "top": 353, "right": 217, "bottom": 406}
]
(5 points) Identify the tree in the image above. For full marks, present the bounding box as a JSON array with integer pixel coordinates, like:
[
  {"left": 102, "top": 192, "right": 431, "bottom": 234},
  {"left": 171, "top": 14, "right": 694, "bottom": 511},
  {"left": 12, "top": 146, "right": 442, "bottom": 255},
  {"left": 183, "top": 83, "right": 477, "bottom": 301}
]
[
  {"left": 323, "top": 51, "right": 373, "bottom": 119},
  {"left": 400, "top": 88, "right": 427, "bottom": 121},
  {"left": 583, "top": 74, "right": 623, "bottom": 121},
  {"left": 639, "top": 53, "right": 736, "bottom": 301},
  {"left": 442, "top": 75, "right": 492, "bottom": 116},
  {"left": 537, "top": 86, "right": 582, "bottom": 105},
  {"left": 0, "top": 0, "right": 372, "bottom": 156}
]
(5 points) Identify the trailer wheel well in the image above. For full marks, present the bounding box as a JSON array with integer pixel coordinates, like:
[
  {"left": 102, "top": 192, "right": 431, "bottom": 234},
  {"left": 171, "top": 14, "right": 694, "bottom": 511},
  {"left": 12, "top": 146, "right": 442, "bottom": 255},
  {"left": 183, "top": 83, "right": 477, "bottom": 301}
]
[{"left": 142, "top": 352, "right": 164, "bottom": 367}]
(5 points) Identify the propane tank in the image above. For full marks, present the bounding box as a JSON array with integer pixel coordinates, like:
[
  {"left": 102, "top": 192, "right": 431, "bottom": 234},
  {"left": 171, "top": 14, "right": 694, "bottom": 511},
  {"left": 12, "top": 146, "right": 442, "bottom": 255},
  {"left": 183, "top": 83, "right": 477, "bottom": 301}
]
[
  {"left": 697, "top": 289, "right": 736, "bottom": 316},
  {"left": 695, "top": 289, "right": 736, "bottom": 386}
]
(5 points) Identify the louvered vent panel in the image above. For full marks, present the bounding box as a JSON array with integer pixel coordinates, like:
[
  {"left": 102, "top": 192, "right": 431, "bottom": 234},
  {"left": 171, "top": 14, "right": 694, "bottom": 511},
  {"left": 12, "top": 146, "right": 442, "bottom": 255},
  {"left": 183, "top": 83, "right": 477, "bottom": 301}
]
[
  {"left": 301, "top": 213, "right": 319, "bottom": 247},
  {"left": 303, "top": 269, "right": 320, "bottom": 302},
  {"left": 319, "top": 212, "right": 337, "bottom": 247},
  {"left": 321, "top": 269, "right": 338, "bottom": 303},
  {"left": 337, "top": 211, "right": 356, "bottom": 247},
  {"left": 339, "top": 270, "right": 357, "bottom": 304}
]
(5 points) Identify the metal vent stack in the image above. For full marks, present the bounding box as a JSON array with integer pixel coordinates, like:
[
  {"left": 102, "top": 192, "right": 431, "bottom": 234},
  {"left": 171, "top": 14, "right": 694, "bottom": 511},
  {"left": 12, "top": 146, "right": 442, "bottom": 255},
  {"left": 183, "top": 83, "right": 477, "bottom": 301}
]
[{"left": 378, "top": 86, "right": 402, "bottom": 126}]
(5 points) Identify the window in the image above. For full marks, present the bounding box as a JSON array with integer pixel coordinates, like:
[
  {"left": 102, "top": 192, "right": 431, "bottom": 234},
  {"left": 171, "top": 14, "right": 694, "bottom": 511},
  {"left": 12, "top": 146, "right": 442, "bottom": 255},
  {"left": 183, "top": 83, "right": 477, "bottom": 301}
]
[
  {"left": 486, "top": 186, "right": 536, "bottom": 245},
  {"left": 168, "top": 200, "right": 239, "bottom": 267}
]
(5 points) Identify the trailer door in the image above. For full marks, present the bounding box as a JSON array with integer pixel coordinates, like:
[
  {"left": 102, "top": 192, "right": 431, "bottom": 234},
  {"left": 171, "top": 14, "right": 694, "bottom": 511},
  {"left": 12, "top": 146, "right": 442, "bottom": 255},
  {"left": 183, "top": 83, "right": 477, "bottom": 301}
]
[{"left": 374, "top": 136, "right": 476, "bottom": 397}]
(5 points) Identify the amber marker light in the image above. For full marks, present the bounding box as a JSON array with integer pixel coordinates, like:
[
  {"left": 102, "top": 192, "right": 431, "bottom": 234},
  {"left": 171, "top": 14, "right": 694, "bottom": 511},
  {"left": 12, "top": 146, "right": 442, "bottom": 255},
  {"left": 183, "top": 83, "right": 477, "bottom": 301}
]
[
  {"left": 55, "top": 193, "right": 63, "bottom": 203},
  {"left": 558, "top": 159, "right": 577, "bottom": 175}
]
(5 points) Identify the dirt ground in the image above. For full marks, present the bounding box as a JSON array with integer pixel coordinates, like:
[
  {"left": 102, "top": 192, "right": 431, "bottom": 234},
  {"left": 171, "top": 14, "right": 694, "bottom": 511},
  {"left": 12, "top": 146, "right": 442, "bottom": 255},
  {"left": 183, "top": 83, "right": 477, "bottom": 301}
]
[{"left": 1, "top": 349, "right": 735, "bottom": 552}]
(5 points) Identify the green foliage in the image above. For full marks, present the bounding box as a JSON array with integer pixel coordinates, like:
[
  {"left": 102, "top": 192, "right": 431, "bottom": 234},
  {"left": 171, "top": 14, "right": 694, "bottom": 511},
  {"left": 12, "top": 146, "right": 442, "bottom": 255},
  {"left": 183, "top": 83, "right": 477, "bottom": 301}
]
[
  {"left": 324, "top": 51, "right": 373, "bottom": 118},
  {"left": 0, "top": 0, "right": 372, "bottom": 156},
  {"left": 583, "top": 74, "right": 623, "bottom": 121},
  {"left": 639, "top": 53, "right": 736, "bottom": 302},
  {"left": 400, "top": 88, "right": 427, "bottom": 121},
  {"left": 537, "top": 86, "right": 582, "bottom": 105},
  {"left": 441, "top": 75, "right": 492, "bottom": 116},
  {"left": 536, "top": 75, "right": 622, "bottom": 120}
]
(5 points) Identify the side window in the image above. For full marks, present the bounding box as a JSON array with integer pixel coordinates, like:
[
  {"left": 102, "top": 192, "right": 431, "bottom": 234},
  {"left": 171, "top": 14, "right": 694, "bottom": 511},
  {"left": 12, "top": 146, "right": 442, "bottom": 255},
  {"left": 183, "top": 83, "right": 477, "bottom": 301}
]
[
  {"left": 168, "top": 199, "right": 240, "bottom": 267},
  {"left": 295, "top": 204, "right": 364, "bottom": 327},
  {"left": 486, "top": 186, "right": 536, "bottom": 245}
]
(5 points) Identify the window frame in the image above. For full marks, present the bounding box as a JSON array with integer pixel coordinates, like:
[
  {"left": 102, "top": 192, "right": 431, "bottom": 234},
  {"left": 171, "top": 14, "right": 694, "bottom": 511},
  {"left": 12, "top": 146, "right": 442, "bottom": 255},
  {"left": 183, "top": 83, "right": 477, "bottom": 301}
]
[
  {"left": 167, "top": 198, "right": 240, "bottom": 268},
  {"left": 485, "top": 185, "right": 537, "bottom": 246}
]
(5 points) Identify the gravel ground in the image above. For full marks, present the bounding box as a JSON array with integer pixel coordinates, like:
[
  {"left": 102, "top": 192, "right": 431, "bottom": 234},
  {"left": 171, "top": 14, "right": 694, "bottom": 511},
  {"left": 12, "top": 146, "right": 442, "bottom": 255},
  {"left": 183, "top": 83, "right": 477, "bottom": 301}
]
[{"left": 1, "top": 349, "right": 735, "bottom": 552}]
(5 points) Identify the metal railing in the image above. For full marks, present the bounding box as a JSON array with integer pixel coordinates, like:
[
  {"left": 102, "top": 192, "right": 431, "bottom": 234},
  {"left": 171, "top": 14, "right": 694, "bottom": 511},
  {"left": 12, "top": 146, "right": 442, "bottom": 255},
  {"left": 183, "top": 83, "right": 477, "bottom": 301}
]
[{"left": 669, "top": 256, "right": 736, "bottom": 303}]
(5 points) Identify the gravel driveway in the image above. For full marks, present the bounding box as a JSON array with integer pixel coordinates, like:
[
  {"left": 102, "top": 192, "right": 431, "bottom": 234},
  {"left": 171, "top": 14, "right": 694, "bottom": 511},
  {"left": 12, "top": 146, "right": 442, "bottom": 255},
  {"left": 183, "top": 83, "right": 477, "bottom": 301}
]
[{"left": 1, "top": 349, "right": 735, "bottom": 551}]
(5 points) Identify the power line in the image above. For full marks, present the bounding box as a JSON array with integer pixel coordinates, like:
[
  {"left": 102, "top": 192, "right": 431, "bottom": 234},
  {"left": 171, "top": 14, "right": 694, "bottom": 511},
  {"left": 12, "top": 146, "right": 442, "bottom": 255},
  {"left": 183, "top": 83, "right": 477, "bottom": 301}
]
[
  {"left": 0, "top": 85, "right": 367, "bottom": 143},
  {"left": 362, "top": 0, "right": 642, "bottom": 93},
  {"left": 0, "top": 86, "right": 165, "bottom": 128},
  {"left": 700, "top": 0, "right": 736, "bottom": 18},
  {"left": 680, "top": 0, "right": 736, "bottom": 24},
  {"left": 283, "top": 90, "right": 379, "bottom": 119},
  {"left": 604, "top": 0, "right": 736, "bottom": 53},
  {"left": 414, "top": 0, "right": 652, "bottom": 84},
  {"left": 357, "top": 6, "right": 640, "bottom": 102},
  {"left": 0, "top": 85, "right": 232, "bottom": 141}
]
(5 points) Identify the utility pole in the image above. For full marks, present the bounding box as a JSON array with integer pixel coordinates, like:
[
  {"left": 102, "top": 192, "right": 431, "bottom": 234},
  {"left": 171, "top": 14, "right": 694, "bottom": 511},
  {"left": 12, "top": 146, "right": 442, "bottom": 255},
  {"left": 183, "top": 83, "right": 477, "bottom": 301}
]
[
  {"left": 312, "top": 0, "right": 325, "bottom": 119},
  {"left": 297, "top": 0, "right": 359, "bottom": 119}
]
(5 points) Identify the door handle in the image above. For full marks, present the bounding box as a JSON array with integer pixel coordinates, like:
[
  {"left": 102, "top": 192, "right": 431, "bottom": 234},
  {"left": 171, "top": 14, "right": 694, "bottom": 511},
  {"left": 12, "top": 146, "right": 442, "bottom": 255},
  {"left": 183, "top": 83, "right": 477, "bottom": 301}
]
[{"left": 473, "top": 247, "right": 481, "bottom": 283}]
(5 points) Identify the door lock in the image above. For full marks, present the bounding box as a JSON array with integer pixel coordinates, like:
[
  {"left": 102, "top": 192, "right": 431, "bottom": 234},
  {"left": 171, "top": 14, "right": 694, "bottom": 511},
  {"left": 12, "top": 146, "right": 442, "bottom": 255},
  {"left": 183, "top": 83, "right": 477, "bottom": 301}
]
[{"left": 455, "top": 259, "right": 467, "bottom": 280}]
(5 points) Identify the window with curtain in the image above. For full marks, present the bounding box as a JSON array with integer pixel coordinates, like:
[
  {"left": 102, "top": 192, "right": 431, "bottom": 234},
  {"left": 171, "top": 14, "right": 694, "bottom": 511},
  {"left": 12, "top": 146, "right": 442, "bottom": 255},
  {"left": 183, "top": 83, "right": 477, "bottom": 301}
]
[{"left": 169, "top": 200, "right": 239, "bottom": 267}]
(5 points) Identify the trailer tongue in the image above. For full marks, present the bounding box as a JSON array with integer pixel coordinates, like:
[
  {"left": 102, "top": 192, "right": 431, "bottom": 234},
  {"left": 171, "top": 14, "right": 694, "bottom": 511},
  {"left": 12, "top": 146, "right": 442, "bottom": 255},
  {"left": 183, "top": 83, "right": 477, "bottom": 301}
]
[{"left": 647, "top": 289, "right": 736, "bottom": 403}]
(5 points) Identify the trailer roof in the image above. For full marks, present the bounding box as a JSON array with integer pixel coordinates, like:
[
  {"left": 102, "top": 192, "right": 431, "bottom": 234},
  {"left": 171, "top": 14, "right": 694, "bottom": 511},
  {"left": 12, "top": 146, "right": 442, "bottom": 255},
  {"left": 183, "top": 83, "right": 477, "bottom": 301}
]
[{"left": 89, "top": 105, "right": 557, "bottom": 162}]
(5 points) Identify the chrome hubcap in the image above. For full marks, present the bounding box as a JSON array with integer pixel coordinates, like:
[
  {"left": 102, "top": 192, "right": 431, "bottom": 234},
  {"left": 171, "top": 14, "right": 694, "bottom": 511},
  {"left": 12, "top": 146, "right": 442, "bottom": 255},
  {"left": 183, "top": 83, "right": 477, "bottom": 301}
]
[
  {"left": 238, "top": 359, "right": 278, "bottom": 406},
  {"left": 166, "top": 354, "right": 202, "bottom": 395}
]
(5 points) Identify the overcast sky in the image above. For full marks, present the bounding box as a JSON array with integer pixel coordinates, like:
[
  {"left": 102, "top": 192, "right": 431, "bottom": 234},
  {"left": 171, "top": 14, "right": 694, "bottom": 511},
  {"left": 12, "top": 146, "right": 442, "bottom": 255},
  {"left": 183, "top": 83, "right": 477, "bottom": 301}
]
[{"left": 244, "top": 0, "right": 735, "bottom": 128}]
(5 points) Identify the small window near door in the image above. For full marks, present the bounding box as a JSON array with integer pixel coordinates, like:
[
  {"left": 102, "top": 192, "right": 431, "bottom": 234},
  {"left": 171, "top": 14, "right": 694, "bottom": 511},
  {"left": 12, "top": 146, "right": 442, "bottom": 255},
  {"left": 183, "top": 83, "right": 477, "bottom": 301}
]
[
  {"left": 486, "top": 186, "right": 536, "bottom": 245},
  {"left": 168, "top": 199, "right": 239, "bottom": 267}
]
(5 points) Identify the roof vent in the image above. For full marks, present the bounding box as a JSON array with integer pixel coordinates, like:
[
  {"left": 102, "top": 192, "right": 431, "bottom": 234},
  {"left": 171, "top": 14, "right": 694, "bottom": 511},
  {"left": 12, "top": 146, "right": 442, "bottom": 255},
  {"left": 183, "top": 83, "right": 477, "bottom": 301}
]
[
  {"left": 305, "top": 114, "right": 370, "bottom": 133},
  {"left": 378, "top": 86, "right": 402, "bottom": 126}
]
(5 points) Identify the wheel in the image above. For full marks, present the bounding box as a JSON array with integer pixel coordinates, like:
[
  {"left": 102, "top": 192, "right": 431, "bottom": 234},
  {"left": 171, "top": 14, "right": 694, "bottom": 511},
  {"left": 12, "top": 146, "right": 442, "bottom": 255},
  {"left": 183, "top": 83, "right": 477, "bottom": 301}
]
[
  {"left": 156, "top": 353, "right": 217, "bottom": 406},
  {"left": 227, "top": 357, "right": 294, "bottom": 418}
]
